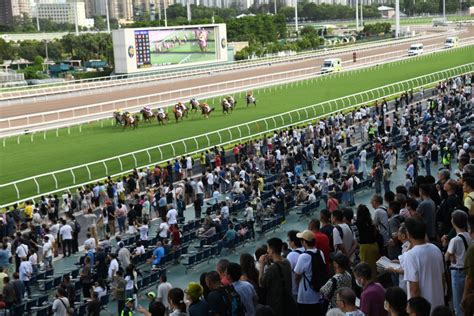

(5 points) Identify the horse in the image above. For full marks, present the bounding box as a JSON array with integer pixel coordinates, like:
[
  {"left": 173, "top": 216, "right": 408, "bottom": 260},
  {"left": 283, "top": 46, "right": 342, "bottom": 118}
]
[
  {"left": 157, "top": 111, "right": 169, "bottom": 125},
  {"left": 221, "top": 99, "right": 233, "bottom": 115},
  {"left": 246, "top": 94, "right": 256, "bottom": 107},
  {"left": 123, "top": 114, "right": 139, "bottom": 129},
  {"left": 140, "top": 108, "right": 155, "bottom": 123},
  {"left": 113, "top": 111, "right": 125, "bottom": 126},
  {"left": 173, "top": 108, "right": 184, "bottom": 123},
  {"left": 189, "top": 98, "right": 200, "bottom": 113},
  {"left": 174, "top": 103, "right": 189, "bottom": 118},
  {"left": 200, "top": 103, "right": 214, "bottom": 118}
]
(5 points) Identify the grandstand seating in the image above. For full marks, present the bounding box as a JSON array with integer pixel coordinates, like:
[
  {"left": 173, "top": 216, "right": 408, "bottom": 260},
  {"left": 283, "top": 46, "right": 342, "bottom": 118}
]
[{"left": 297, "top": 200, "right": 321, "bottom": 217}]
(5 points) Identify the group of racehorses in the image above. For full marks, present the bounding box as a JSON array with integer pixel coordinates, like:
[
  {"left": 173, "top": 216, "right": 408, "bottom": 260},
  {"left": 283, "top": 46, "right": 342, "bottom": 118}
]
[{"left": 113, "top": 92, "right": 257, "bottom": 129}]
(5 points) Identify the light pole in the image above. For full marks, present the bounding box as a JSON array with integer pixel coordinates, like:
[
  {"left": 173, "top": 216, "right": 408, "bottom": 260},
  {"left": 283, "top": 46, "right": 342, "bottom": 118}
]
[
  {"left": 105, "top": 0, "right": 111, "bottom": 32},
  {"left": 395, "top": 0, "right": 400, "bottom": 38},
  {"left": 274, "top": 0, "right": 277, "bottom": 15},
  {"left": 443, "top": 0, "right": 446, "bottom": 21},
  {"left": 164, "top": 0, "right": 168, "bottom": 27},
  {"left": 355, "top": 0, "right": 359, "bottom": 31},
  {"left": 44, "top": 40, "right": 49, "bottom": 61},
  {"left": 360, "top": 0, "right": 363, "bottom": 28},
  {"left": 73, "top": 0, "right": 79, "bottom": 35},
  {"left": 36, "top": 0, "right": 40, "bottom": 31},
  {"left": 294, "top": 0, "right": 298, "bottom": 37}
]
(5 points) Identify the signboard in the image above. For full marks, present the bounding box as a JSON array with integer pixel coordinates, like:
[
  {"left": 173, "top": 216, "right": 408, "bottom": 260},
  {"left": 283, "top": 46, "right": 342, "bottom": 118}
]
[{"left": 112, "top": 24, "right": 228, "bottom": 74}]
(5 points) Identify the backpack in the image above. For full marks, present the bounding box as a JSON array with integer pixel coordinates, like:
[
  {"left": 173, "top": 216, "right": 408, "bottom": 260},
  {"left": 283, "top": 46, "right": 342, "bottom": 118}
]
[
  {"left": 303, "top": 250, "right": 329, "bottom": 292},
  {"left": 219, "top": 285, "right": 245, "bottom": 316},
  {"left": 74, "top": 221, "right": 81, "bottom": 233}
]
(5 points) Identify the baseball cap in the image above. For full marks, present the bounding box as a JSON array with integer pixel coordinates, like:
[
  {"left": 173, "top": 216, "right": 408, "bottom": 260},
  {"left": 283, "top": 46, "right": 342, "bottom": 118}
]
[
  {"left": 296, "top": 230, "right": 314, "bottom": 242},
  {"left": 125, "top": 297, "right": 135, "bottom": 304},
  {"left": 146, "top": 291, "right": 156, "bottom": 299},
  {"left": 184, "top": 282, "right": 203, "bottom": 300}
]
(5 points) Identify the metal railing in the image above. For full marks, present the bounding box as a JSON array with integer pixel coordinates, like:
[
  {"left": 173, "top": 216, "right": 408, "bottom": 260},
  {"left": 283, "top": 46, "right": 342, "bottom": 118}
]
[
  {"left": 0, "top": 30, "right": 458, "bottom": 103},
  {"left": 1, "top": 62, "right": 473, "bottom": 207},
  {"left": 2, "top": 40, "right": 472, "bottom": 138}
]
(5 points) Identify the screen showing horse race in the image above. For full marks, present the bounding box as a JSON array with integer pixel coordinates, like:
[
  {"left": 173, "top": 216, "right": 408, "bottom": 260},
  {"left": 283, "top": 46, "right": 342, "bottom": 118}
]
[{"left": 112, "top": 24, "right": 228, "bottom": 74}]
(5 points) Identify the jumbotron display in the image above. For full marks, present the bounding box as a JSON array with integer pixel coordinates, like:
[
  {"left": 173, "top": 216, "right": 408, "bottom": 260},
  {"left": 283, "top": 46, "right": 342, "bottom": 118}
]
[{"left": 112, "top": 24, "right": 228, "bottom": 74}]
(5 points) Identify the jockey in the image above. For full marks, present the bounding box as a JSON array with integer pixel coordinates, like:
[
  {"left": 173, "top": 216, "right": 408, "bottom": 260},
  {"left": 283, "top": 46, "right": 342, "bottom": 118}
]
[
  {"left": 227, "top": 96, "right": 235, "bottom": 105},
  {"left": 222, "top": 98, "right": 229, "bottom": 107},
  {"left": 144, "top": 106, "right": 152, "bottom": 116},
  {"left": 203, "top": 103, "right": 210, "bottom": 112},
  {"left": 190, "top": 98, "right": 197, "bottom": 105},
  {"left": 174, "top": 103, "right": 181, "bottom": 113},
  {"left": 157, "top": 107, "right": 165, "bottom": 115},
  {"left": 116, "top": 109, "right": 123, "bottom": 115},
  {"left": 247, "top": 91, "right": 253, "bottom": 97}
]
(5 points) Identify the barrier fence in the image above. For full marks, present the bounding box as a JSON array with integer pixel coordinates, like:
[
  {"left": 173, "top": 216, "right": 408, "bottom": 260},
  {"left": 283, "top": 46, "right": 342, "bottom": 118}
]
[
  {"left": 2, "top": 40, "right": 473, "bottom": 137},
  {"left": 0, "top": 31, "right": 459, "bottom": 103},
  {"left": 1, "top": 61, "right": 473, "bottom": 207}
]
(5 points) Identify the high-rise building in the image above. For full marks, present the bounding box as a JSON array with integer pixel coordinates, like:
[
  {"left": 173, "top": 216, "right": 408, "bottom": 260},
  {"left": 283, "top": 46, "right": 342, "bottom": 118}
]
[
  {"left": 36, "top": 0, "right": 93, "bottom": 27},
  {"left": 0, "top": 0, "right": 32, "bottom": 26},
  {"left": 108, "top": 0, "right": 133, "bottom": 19}
]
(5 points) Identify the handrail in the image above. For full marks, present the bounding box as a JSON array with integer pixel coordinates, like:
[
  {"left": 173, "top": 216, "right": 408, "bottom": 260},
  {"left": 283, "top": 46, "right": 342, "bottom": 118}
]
[
  {"left": 2, "top": 39, "right": 472, "bottom": 137},
  {"left": 1, "top": 61, "right": 472, "bottom": 207},
  {"left": 0, "top": 30, "right": 458, "bottom": 102}
]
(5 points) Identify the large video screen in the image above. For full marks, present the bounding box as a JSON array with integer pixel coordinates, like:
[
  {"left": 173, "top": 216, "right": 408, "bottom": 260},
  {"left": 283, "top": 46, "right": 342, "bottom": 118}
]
[{"left": 134, "top": 27, "right": 217, "bottom": 68}]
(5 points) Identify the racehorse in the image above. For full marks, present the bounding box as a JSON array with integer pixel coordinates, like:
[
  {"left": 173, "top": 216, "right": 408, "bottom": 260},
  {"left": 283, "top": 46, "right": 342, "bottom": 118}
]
[
  {"left": 123, "top": 113, "right": 139, "bottom": 129},
  {"left": 174, "top": 102, "right": 189, "bottom": 119},
  {"left": 199, "top": 103, "right": 214, "bottom": 118},
  {"left": 113, "top": 111, "right": 125, "bottom": 126},
  {"left": 221, "top": 99, "right": 233, "bottom": 115},
  {"left": 156, "top": 111, "right": 169, "bottom": 125},
  {"left": 140, "top": 108, "right": 155, "bottom": 123},
  {"left": 189, "top": 98, "right": 200, "bottom": 113},
  {"left": 246, "top": 91, "right": 256, "bottom": 106}
]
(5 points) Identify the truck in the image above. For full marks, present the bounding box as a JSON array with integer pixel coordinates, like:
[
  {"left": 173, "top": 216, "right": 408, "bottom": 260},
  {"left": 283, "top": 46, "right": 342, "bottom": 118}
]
[
  {"left": 321, "top": 58, "right": 342, "bottom": 74},
  {"left": 444, "top": 36, "right": 459, "bottom": 49},
  {"left": 407, "top": 43, "right": 424, "bottom": 56}
]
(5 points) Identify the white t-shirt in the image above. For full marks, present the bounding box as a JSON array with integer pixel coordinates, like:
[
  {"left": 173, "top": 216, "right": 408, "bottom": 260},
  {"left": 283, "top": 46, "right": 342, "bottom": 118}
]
[
  {"left": 43, "top": 241, "right": 53, "bottom": 258},
  {"left": 221, "top": 206, "right": 230, "bottom": 219},
  {"left": 447, "top": 232, "right": 472, "bottom": 269},
  {"left": 157, "top": 282, "right": 173, "bottom": 308},
  {"left": 139, "top": 225, "right": 149, "bottom": 241},
  {"left": 294, "top": 248, "right": 322, "bottom": 304},
  {"left": 359, "top": 150, "right": 367, "bottom": 162},
  {"left": 16, "top": 244, "right": 28, "bottom": 258},
  {"left": 197, "top": 181, "right": 204, "bottom": 194},
  {"left": 108, "top": 259, "right": 119, "bottom": 279},
  {"left": 403, "top": 243, "right": 444, "bottom": 312},
  {"left": 59, "top": 224, "right": 73, "bottom": 240},
  {"left": 166, "top": 209, "right": 178, "bottom": 225},
  {"left": 134, "top": 245, "right": 145, "bottom": 256},
  {"left": 159, "top": 222, "right": 170, "bottom": 238},
  {"left": 287, "top": 247, "right": 304, "bottom": 296},
  {"left": 52, "top": 297, "right": 70, "bottom": 316},
  {"left": 332, "top": 224, "right": 354, "bottom": 256},
  {"left": 84, "top": 238, "right": 96, "bottom": 251}
]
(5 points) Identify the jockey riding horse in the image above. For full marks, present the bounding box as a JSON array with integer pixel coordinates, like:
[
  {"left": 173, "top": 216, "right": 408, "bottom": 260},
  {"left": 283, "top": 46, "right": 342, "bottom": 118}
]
[
  {"left": 140, "top": 106, "right": 155, "bottom": 122},
  {"left": 189, "top": 98, "right": 200, "bottom": 113},
  {"left": 156, "top": 107, "right": 168, "bottom": 125},
  {"left": 246, "top": 91, "right": 256, "bottom": 106},
  {"left": 221, "top": 98, "right": 233, "bottom": 114}
]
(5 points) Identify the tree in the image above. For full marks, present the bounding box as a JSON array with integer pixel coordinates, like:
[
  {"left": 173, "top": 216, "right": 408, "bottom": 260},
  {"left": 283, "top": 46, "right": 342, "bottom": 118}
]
[{"left": 93, "top": 16, "right": 107, "bottom": 30}]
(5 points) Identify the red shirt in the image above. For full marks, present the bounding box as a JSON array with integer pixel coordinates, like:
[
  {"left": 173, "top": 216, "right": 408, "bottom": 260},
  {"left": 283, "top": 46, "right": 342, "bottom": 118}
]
[
  {"left": 171, "top": 228, "right": 181, "bottom": 246},
  {"left": 327, "top": 198, "right": 339, "bottom": 212},
  {"left": 313, "top": 231, "right": 331, "bottom": 271},
  {"left": 215, "top": 156, "right": 221, "bottom": 167}
]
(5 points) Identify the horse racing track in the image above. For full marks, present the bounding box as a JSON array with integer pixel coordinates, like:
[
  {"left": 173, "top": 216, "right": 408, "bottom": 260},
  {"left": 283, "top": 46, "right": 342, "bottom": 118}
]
[{"left": 1, "top": 46, "right": 473, "bottom": 206}]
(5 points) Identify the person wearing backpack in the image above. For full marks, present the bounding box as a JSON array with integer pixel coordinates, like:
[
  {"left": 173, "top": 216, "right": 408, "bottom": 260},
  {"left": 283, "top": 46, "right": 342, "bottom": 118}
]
[
  {"left": 206, "top": 271, "right": 245, "bottom": 316},
  {"left": 442, "top": 210, "right": 471, "bottom": 316},
  {"left": 294, "top": 230, "right": 328, "bottom": 315}
]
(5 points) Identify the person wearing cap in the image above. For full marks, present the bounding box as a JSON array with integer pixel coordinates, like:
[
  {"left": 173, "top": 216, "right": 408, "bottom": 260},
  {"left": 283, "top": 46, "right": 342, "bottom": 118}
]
[
  {"left": 137, "top": 291, "right": 166, "bottom": 316},
  {"left": 185, "top": 282, "right": 209, "bottom": 316},
  {"left": 121, "top": 297, "right": 135, "bottom": 316},
  {"left": 294, "top": 230, "right": 325, "bottom": 314},
  {"left": 320, "top": 253, "right": 352, "bottom": 309}
]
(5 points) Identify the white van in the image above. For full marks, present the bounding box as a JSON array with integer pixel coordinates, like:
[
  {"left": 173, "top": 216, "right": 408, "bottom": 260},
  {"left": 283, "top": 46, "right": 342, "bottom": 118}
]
[
  {"left": 408, "top": 43, "right": 424, "bottom": 56},
  {"left": 444, "top": 37, "right": 458, "bottom": 49},
  {"left": 321, "top": 58, "right": 342, "bottom": 74}
]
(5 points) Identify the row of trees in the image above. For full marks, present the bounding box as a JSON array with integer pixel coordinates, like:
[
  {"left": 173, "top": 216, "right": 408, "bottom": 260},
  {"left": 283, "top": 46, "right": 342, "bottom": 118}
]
[
  {"left": 403, "top": 0, "right": 472, "bottom": 15},
  {"left": 279, "top": 3, "right": 381, "bottom": 21}
]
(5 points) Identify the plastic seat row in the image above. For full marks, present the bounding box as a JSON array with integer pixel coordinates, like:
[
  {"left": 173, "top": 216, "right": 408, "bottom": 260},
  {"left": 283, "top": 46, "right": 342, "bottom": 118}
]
[
  {"left": 182, "top": 245, "right": 219, "bottom": 273},
  {"left": 297, "top": 200, "right": 320, "bottom": 217},
  {"left": 259, "top": 216, "right": 284, "bottom": 235}
]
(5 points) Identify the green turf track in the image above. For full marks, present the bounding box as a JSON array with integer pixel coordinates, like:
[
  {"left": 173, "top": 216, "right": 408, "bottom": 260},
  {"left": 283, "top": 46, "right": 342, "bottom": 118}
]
[{"left": 1, "top": 46, "right": 473, "bottom": 205}]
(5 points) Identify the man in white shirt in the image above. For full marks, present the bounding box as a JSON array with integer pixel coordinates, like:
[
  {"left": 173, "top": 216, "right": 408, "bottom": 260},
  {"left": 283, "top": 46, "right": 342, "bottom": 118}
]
[
  {"left": 166, "top": 206, "right": 178, "bottom": 225},
  {"left": 59, "top": 219, "right": 73, "bottom": 257},
  {"left": 221, "top": 202, "right": 230, "bottom": 220},
  {"left": 108, "top": 253, "right": 120, "bottom": 280},
  {"left": 331, "top": 210, "right": 356, "bottom": 260},
  {"left": 157, "top": 274, "right": 172, "bottom": 309},
  {"left": 287, "top": 230, "right": 305, "bottom": 300},
  {"left": 359, "top": 149, "right": 367, "bottom": 179},
  {"left": 402, "top": 217, "right": 445, "bottom": 313},
  {"left": 83, "top": 233, "right": 96, "bottom": 253},
  {"left": 137, "top": 221, "right": 149, "bottom": 241},
  {"left": 157, "top": 221, "right": 169, "bottom": 242},
  {"left": 294, "top": 230, "right": 324, "bottom": 315},
  {"left": 444, "top": 210, "right": 471, "bottom": 316},
  {"left": 42, "top": 236, "right": 53, "bottom": 270},
  {"left": 19, "top": 257, "right": 33, "bottom": 297}
]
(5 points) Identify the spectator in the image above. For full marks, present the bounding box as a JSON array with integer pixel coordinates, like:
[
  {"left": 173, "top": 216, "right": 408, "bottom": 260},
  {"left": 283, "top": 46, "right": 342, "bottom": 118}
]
[
  {"left": 406, "top": 297, "right": 431, "bottom": 316},
  {"left": 137, "top": 291, "right": 166, "bottom": 316},
  {"left": 463, "top": 177, "right": 474, "bottom": 215},
  {"left": 443, "top": 210, "right": 471, "bottom": 316},
  {"left": 334, "top": 287, "right": 364, "bottom": 316},
  {"left": 112, "top": 270, "right": 126, "bottom": 315},
  {"left": 60, "top": 275, "right": 75, "bottom": 309},
  {"left": 121, "top": 298, "right": 135, "bottom": 316},
  {"left": 384, "top": 286, "right": 408, "bottom": 316},
  {"left": 371, "top": 194, "right": 390, "bottom": 249},
  {"left": 417, "top": 184, "right": 437, "bottom": 242},
  {"left": 239, "top": 253, "right": 259, "bottom": 288},
  {"left": 52, "top": 288, "right": 71, "bottom": 316},
  {"left": 308, "top": 219, "right": 331, "bottom": 271},
  {"left": 11, "top": 272, "right": 24, "bottom": 303},
  {"left": 205, "top": 271, "right": 233, "bottom": 316},
  {"left": 1, "top": 276, "right": 16, "bottom": 311},
  {"left": 80, "top": 256, "right": 93, "bottom": 299},
  {"left": 320, "top": 252, "right": 352, "bottom": 309},
  {"left": 118, "top": 241, "right": 131, "bottom": 270},
  {"left": 294, "top": 230, "right": 324, "bottom": 315},
  {"left": 463, "top": 215, "right": 474, "bottom": 306},
  {"left": 331, "top": 210, "right": 356, "bottom": 259},
  {"left": 287, "top": 230, "right": 305, "bottom": 300},
  {"left": 185, "top": 283, "right": 209, "bottom": 316},
  {"left": 87, "top": 291, "right": 101, "bottom": 316},
  {"left": 157, "top": 274, "right": 172, "bottom": 310},
  {"left": 59, "top": 218, "right": 73, "bottom": 257},
  {"left": 403, "top": 218, "right": 444, "bottom": 312},
  {"left": 19, "top": 256, "right": 32, "bottom": 298},
  {"left": 42, "top": 235, "right": 53, "bottom": 270},
  {"left": 217, "top": 223, "right": 237, "bottom": 255},
  {"left": 430, "top": 306, "right": 454, "bottom": 316},
  {"left": 226, "top": 262, "right": 258, "bottom": 316},
  {"left": 258, "top": 237, "right": 294, "bottom": 316},
  {"left": 216, "top": 259, "right": 231, "bottom": 286},
  {"left": 353, "top": 262, "right": 387, "bottom": 316},
  {"left": 355, "top": 204, "right": 380, "bottom": 275},
  {"left": 108, "top": 253, "right": 120, "bottom": 280}
]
